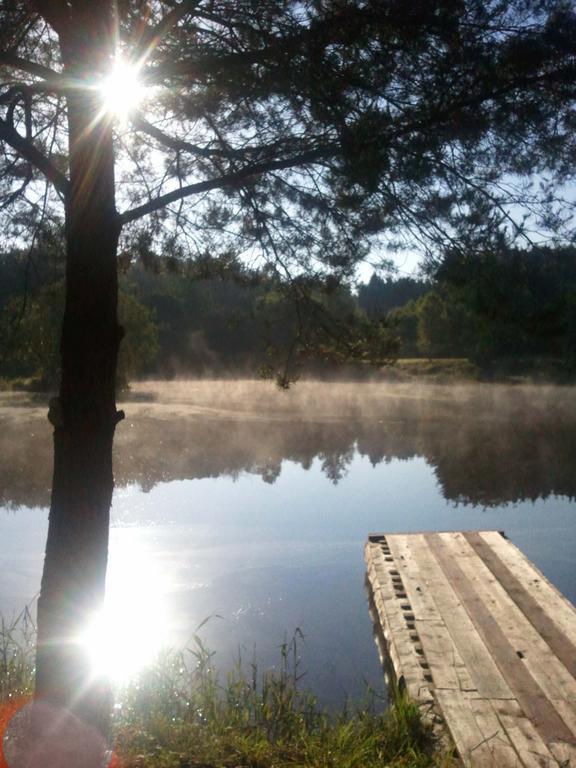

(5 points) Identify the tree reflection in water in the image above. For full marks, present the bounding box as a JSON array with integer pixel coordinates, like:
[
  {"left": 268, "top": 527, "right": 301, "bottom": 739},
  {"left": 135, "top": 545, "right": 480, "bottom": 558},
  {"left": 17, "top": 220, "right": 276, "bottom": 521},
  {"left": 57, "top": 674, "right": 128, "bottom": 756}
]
[{"left": 1, "top": 381, "right": 576, "bottom": 510}]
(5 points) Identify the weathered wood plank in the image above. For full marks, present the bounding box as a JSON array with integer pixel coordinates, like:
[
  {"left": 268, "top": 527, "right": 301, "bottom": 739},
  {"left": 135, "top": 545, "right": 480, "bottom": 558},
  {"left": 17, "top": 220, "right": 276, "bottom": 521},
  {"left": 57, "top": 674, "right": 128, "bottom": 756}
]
[
  {"left": 397, "top": 533, "right": 513, "bottom": 699},
  {"left": 387, "top": 534, "right": 478, "bottom": 694},
  {"left": 365, "top": 540, "right": 432, "bottom": 702},
  {"left": 365, "top": 530, "right": 576, "bottom": 767},
  {"left": 437, "top": 532, "right": 576, "bottom": 739},
  {"left": 468, "top": 697, "right": 526, "bottom": 767},
  {"left": 493, "top": 700, "right": 559, "bottom": 768},
  {"left": 433, "top": 691, "right": 494, "bottom": 767},
  {"left": 464, "top": 532, "right": 576, "bottom": 679},
  {"left": 434, "top": 690, "right": 511, "bottom": 767},
  {"left": 548, "top": 741, "right": 576, "bottom": 767},
  {"left": 478, "top": 531, "right": 576, "bottom": 657},
  {"left": 425, "top": 532, "right": 576, "bottom": 747}
]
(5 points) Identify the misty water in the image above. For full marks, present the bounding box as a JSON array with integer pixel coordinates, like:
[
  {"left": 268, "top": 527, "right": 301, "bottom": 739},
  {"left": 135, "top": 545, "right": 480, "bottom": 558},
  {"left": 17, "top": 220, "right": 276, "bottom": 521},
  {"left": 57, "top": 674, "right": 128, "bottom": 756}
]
[{"left": 1, "top": 381, "right": 575, "bottom": 708}]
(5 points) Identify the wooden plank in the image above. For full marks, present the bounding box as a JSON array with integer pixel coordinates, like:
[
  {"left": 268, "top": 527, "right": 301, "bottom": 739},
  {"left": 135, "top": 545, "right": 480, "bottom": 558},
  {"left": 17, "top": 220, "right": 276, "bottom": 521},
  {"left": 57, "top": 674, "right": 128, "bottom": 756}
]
[
  {"left": 434, "top": 690, "right": 504, "bottom": 767},
  {"left": 469, "top": 697, "right": 527, "bottom": 767},
  {"left": 365, "top": 541, "right": 432, "bottom": 702},
  {"left": 367, "top": 545, "right": 433, "bottom": 700},
  {"left": 548, "top": 741, "right": 576, "bottom": 766},
  {"left": 399, "top": 533, "right": 514, "bottom": 700},
  {"left": 494, "top": 700, "right": 559, "bottom": 768},
  {"left": 423, "top": 680, "right": 563, "bottom": 767},
  {"left": 425, "top": 532, "right": 576, "bottom": 747},
  {"left": 465, "top": 532, "right": 576, "bottom": 679},
  {"left": 366, "top": 531, "right": 576, "bottom": 766},
  {"left": 442, "top": 533, "right": 576, "bottom": 734},
  {"left": 478, "top": 533, "right": 576, "bottom": 762},
  {"left": 478, "top": 531, "right": 576, "bottom": 655},
  {"left": 387, "top": 534, "right": 477, "bottom": 693}
]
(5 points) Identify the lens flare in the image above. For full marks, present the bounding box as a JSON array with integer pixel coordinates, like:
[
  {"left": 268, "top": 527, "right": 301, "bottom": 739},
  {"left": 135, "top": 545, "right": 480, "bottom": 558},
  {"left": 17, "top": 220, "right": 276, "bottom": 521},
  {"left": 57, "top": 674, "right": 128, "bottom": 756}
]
[
  {"left": 99, "top": 58, "right": 145, "bottom": 121},
  {"left": 77, "top": 541, "right": 172, "bottom": 683},
  {"left": 1, "top": 696, "right": 29, "bottom": 768},
  {"left": 1, "top": 698, "right": 118, "bottom": 768}
]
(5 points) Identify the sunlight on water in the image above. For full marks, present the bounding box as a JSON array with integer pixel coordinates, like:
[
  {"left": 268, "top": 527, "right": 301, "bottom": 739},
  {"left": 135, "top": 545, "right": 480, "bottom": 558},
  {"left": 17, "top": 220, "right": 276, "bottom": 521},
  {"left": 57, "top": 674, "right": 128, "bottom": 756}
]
[
  {"left": 2, "top": 381, "right": 576, "bottom": 706},
  {"left": 79, "top": 541, "right": 173, "bottom": 682}
]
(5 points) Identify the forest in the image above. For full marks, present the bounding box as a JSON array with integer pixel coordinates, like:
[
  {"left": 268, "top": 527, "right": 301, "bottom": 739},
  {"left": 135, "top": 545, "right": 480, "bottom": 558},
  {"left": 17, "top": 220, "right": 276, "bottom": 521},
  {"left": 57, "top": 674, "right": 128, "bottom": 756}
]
[{"left": 2, "top": 242, "right": 576, "bottom": 385}]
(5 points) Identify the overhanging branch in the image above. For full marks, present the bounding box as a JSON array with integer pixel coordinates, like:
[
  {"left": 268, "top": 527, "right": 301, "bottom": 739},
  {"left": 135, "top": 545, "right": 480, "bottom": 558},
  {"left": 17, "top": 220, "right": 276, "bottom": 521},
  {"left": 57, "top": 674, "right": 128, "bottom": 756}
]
[
  {"left": 143, "top": 5, "right": 374, "bottom": 83},
  {"left": 131, "top": 114, "right": 327, "bottom": 164},
  {"left": 0, "top": 119, "right": 69, "bottom": 197},
  {"left": 121, "top": 58, "right": 576, "bottom": 227},
  {"left": 131, "top": 114, "right": 237, "bottom": 159},
  {"left": 0, "top": 53, "right": 62, "bottom": 83},
  {"left": 134, "top": 0, "right": 201, "bottom": 59},
  {"left": 120, "top": 145, "right": 336, "bottom": 224}
]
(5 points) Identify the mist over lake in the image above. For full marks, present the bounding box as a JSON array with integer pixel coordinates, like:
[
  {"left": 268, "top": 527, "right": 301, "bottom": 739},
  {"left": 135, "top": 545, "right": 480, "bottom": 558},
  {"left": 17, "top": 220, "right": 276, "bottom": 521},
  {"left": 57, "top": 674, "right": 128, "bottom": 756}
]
[{"left": 1, "top": 380, "right": 575, "bottom": 708}]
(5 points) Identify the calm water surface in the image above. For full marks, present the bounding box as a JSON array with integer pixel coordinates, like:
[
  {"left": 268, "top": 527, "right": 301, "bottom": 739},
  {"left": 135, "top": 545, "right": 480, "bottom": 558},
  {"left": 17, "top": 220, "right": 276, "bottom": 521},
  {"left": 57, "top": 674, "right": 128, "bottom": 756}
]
[{"left": 1, "top": 381, "right": 575, "bottom": 708}]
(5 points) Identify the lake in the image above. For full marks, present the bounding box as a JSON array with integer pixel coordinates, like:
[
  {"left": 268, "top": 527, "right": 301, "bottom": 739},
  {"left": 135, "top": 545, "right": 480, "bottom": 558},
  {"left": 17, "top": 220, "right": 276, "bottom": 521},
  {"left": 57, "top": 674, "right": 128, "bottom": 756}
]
[{"left": 1, "top": 380, "right": 575, "bottom": 709}]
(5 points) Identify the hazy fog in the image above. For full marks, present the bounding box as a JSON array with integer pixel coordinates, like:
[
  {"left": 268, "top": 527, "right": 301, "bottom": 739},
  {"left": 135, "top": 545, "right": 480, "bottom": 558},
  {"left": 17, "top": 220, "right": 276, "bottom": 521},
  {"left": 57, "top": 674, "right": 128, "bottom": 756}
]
[
  {"left": 2, "top": 379, "right": 575, "bottom": 708},
  {"left": 2, "top": 380, "right": 576, "bottom": 509}
]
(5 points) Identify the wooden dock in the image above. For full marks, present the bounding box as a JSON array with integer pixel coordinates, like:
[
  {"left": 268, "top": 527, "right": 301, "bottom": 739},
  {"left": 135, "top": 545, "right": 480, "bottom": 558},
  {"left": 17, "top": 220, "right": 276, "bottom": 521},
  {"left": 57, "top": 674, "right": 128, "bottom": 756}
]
[{"left": 365, "top": 531, "right": 576, "bottom": 767}]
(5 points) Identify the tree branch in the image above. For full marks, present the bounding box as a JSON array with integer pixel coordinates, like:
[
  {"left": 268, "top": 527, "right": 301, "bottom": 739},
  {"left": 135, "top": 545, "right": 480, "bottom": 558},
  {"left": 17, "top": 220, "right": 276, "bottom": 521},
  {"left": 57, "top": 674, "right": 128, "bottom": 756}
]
[
  {"left": 143, "top": 5, "right": 360, "bottom": 82},
  {"left": 134, "top": 0, "right": 201, "bottom": 59},
  {"left": 0, "top": 119, "right": 69, "bottom": 197},
  {"left": 0, "top": 53, "right": 62, "bottom": 82},
  {"left": 131, "top": 114, "right": 326, "bottom": 163},
  {"left": 131, "top": 114, "right": 235, "bottom": 159},
  {"left": 122, "top": 57, "right": 576, "bottom": 226},
  {"left": 120, "top": 145, "right": 336, "bottom": 225}
]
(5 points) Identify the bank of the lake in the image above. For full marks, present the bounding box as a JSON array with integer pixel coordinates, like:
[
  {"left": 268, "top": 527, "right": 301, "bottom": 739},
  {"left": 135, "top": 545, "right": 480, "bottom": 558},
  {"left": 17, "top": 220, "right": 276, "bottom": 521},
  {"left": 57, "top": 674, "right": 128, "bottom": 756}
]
[
  {"left": 2, "top": 355, "right": 576, "bottom": 393},
  {"left": 1, "top": 621, "right": 450, "bottom": 768}
]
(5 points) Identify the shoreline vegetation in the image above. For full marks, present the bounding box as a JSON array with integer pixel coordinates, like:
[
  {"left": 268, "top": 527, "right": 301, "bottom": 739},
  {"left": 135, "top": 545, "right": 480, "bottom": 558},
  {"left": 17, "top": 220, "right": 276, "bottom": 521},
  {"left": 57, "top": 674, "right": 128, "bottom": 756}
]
[
  {"left": 1, "top": 613, "right": 452, "bottom": 768},
  {"left": 1, "top": 355, "right": 575, "bottom": 395},
  {"left": 3, "top": 247, "right": 576, "bottom": 394}
]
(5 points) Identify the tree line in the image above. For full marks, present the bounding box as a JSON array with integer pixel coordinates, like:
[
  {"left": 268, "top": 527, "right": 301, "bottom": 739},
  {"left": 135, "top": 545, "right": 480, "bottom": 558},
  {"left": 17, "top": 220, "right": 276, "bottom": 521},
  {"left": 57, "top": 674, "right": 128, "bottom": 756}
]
[
  {"left": 386, "top": 246, "right": 576, "bottom": 370},
  {"left": 2, "top": 243, "right": 576, "bottom": 386},
  {"left": 0, "top": 242, "right": 397, "bottom": 386}
]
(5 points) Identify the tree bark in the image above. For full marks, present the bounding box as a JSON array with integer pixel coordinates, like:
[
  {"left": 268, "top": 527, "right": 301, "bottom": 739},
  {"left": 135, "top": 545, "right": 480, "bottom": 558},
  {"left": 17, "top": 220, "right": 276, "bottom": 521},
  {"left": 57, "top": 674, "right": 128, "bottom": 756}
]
[{"left": 35, "top": 5, "right": 122, "bottom": 734}]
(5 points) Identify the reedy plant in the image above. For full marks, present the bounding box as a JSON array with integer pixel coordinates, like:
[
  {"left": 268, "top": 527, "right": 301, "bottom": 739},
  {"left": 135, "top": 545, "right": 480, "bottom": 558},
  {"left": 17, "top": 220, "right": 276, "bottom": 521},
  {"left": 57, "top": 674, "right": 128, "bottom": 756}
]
[
  {"left": 114, "top": 630, "right": 450, "bottom": 768},
  {"left": 0, "top": 613, "right": 452, "bottom": 767},
  {"left": 0, "top": 606, "right": 35, "bottom": 702}
]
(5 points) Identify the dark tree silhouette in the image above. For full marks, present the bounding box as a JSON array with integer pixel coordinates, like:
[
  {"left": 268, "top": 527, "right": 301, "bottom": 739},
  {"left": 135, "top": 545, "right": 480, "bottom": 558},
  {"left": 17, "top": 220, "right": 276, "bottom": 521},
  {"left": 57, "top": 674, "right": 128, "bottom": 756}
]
[{"left": 1, "top": 0, "right": 575, "bottom": 733}]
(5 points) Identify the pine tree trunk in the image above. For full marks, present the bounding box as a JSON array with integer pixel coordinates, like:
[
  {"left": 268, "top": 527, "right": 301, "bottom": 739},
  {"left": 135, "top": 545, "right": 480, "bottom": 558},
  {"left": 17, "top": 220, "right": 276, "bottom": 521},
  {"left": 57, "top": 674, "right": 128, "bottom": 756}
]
[{"left": 35, "top": 9, "right": 122, "bottom": 734}]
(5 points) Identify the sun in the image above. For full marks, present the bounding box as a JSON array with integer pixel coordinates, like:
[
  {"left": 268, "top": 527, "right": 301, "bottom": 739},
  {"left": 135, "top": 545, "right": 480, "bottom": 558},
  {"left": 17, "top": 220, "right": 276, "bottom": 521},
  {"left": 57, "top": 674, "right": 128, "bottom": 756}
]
[
  {"left": 76, "top": 539, "right": 173, "bottom": 683},
  {"left": 99, "top": 58, "right": 145, "bottom": 121}
]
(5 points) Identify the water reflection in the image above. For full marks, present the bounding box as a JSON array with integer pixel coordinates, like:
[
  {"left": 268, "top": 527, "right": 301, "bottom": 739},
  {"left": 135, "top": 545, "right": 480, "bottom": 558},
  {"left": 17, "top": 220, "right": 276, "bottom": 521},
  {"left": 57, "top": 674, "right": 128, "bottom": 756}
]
[
  {"left": 1, "top": 381, "right": 575, "bottom": 706},
  {"left": 2, "top": 381, "right": 576, "bottom": 508}
]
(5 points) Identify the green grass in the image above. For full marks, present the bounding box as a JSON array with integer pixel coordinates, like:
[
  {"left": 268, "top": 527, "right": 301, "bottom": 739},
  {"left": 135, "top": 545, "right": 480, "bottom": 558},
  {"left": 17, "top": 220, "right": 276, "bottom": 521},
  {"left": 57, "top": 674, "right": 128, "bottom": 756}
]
[
  {"left": 113, "top": 634, "right": 447, "bottom": 768},
  {"left": 391, "top": 358, "right": 479, "bottom": 381},
  {"left": 0, "top": 618, "right": 453, "bottom": 768},
  {"left": 0, "top": 607, "right": 36, "bottom": 702},
  {"left": 0, "top": 376, "right": 40, "bottom": 392}
]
